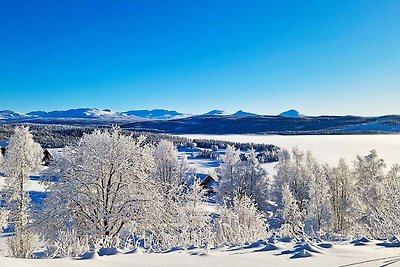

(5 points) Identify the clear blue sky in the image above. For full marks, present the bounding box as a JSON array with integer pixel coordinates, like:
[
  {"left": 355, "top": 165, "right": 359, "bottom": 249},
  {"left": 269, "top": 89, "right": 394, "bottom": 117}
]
[{"left": 0, "top": 0, "right": 399, "bottom": 116}]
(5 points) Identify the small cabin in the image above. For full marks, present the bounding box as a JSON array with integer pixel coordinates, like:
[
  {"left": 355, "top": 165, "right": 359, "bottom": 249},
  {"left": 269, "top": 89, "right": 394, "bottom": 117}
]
[{"left": 190, "top": 173, "right": 218, "bottom": 194}]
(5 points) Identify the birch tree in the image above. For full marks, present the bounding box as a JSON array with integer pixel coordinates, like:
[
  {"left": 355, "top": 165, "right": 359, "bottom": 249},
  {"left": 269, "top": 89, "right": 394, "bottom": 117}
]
[
  {"left": 3, "top": 126, "right": 43, "bottom": 258},
  {"left": 217, "top": 145, "right": 241, "bottom": 207},
  {"left": 353, "top": 150, "right": 386, "bottom": 235},
  {"left": 281, "top": 184, "right": 304, "bottom": 238},
  {"left": 328, "top": 159, "right": 355, "bottom": 235},
  {"left": 40, "top": 127, "right": 156, "bottom": 248}
]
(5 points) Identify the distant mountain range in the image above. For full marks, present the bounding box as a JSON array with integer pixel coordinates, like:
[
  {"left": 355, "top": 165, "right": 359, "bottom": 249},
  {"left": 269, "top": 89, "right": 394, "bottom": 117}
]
[
  {"left": 2, "top": 108, "right": 400, "bottom": 134},
  {"left": 0, "top": 108, "right": 283, "bottom": 121},
  {"left": 0, "top": 110, "right": 29, "bottom": 120}
]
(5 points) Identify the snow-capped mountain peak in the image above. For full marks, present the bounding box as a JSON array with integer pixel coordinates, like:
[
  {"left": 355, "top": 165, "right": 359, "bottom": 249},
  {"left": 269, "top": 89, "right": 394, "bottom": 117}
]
[
  {"left": 202, "top": 110, "right": 229, "bottom": 116},
  {"left": 232, "top": 110, "right": 258, "bottom": 117},
  {"left": 27, "top": 108, "right": 128, "bottom": 119},
  {"left": 123, "top": 109, "right": 188, "bottom": 120},
  {"left": 278, "top": 109, "right": 304, "bottom": 118}
]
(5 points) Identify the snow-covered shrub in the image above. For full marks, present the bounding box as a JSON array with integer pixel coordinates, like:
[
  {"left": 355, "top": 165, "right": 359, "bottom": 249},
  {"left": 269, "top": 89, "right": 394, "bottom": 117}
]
[
  {"left": 46, "top": 229, "right": 89, "bottom": 257},
  {"left": 214, "top": 196, "right": 268, "bottom": 246},
  {"left": 7, "top": 228, "right": 38, "bottom": 258}
]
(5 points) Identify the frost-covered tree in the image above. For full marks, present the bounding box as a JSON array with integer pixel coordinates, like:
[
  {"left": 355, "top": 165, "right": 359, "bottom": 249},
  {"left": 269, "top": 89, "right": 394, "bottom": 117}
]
[
  {"left": 39, "top": 127, "right": 156, "bottom": 248},
  {"left": 241, "top": 148, "right": 269, "bottom": 210},
  {"left": 215, "top": 195, "right": 267, "bottom": 246},
  {"left": 217, "top": 146, "right": 269, "bottom": 210},
  {"left": 148, "top": 140, "right": 193, "bottom": 249},
  {"left": 328, "top": 159, "right": 355, "bottom": 235},
  {"left": 376, "top": 164, "right": 400, "bottom": 237},
  {"left": 305, "top": 154, "right": 331, "bottom": 235},
  {"left": 280, "top": 184, "right": 303, "bottom": 238},
  {"left": 353, "top": 150, "right": 386, "bottom": 235},
  {"left": 153, "top": 139, "right": 189, "bottom": 192},
  {"left": 2, "top": 126, "right": 43, "bottom": 258},
  {"left": 272, "top": 148, "right": 310, "bottom": 212},
  {"left": 217, "top": 145, "right": 241, "bottom": 207},
  {"left": 178, "top": 178, "right": 211, "bottom": 247}
]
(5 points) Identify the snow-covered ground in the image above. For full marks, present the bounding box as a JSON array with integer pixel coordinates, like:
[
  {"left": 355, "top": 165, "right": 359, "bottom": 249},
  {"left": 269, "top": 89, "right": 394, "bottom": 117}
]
[
  {"left": 1, "top": 239, "right": 400, "bottom": 266},
  {"left": 181, "top": 134, "right": 400, "bottom": 167}
]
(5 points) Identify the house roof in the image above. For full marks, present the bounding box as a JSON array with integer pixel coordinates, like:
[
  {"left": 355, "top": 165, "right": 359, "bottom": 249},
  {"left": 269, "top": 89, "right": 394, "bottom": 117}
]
[{"left": 186, "top": 172, "right": 217, "bottom": 185}]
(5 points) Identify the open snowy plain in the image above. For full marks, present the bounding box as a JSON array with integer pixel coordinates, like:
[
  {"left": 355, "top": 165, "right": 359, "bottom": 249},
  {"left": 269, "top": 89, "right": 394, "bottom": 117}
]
[{"left": 181, "top": 134, "right": 400, "bottom": 167}]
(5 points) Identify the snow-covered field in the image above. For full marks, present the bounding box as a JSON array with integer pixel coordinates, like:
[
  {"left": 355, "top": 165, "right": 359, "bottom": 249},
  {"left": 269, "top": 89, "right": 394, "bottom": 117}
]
[
  {"left": 1, "top": 239, "right": 400, "bottom": 267},
  {"left": 181, "top": 134, "right": 400, "bottom": 167}
]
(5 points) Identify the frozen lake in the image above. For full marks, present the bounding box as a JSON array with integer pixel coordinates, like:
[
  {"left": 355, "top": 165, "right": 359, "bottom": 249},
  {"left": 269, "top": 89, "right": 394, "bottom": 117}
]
[{"left": 180, "top": 134, "right": 400, "bottom": 167}]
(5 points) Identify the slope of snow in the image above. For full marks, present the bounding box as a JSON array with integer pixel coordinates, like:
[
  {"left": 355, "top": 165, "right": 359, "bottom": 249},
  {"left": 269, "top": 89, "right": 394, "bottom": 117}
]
[{"left": 279, "top": 109, "right": 304, "bottom": 117}]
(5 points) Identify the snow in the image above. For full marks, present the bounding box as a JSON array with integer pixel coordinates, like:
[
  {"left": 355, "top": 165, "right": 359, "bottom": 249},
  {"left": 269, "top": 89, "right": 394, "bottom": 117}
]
[
  {"left": 180, "top": 134, "right": 400, "bottom": 167},
  {"left": 1, "top": 239, "right": 400, "bottom": 266}
]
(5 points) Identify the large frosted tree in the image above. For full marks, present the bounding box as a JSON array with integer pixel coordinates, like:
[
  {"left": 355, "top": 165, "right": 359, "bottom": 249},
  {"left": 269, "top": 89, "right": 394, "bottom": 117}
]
[
  {"left": 40, "top": 127, "right": 156, "bottom": 249},
  {"left": 2, "top": 126, "right": 43, "bottom": 258}
]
